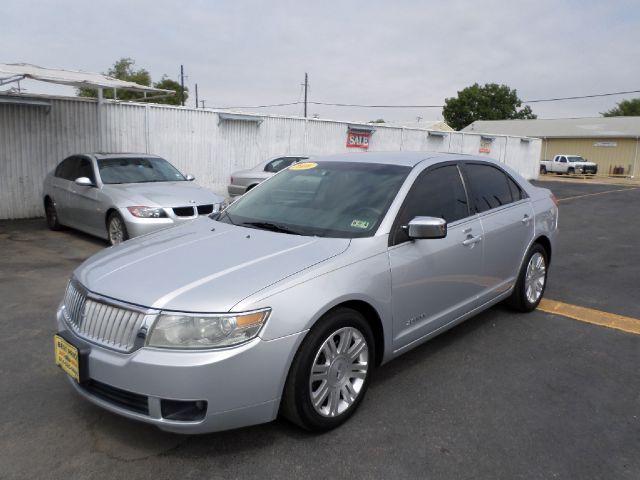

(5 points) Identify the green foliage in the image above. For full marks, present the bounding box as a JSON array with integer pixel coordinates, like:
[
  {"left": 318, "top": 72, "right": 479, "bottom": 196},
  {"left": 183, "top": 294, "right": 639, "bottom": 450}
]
[
  {"left": 153, "top": 76, "right": 187, "bottom": 105},
  {"left": 442, "top": 83, "right": 536, "bottom": 131},
  {"left": 368, "top": 118, "right": 386, "bottom": 123},
  {"left": 76, "top": 58, "right": 183, "bottom": 104},
  {"left": 601, "top": 98, "right": 640, "bottom": 117}
]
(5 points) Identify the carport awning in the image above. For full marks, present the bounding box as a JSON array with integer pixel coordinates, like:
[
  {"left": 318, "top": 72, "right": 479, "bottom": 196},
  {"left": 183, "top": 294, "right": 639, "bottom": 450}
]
[{"left": 0, "top": 63, "right": 173, "bottom": 94}]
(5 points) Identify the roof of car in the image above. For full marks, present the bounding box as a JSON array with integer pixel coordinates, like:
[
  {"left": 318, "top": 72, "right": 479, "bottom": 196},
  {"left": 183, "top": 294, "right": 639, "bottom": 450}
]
[
  {"left": 87, "top": 152, "right": 162, "bottom": 160},
  {"left": 311, "top": 151, "right": 477, "bottom": 167}
]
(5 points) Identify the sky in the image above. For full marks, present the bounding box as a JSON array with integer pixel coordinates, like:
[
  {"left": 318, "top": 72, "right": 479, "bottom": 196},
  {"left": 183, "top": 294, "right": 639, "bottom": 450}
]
[{"left": 2, "top": 0, "right": 640, "bottom": 124}]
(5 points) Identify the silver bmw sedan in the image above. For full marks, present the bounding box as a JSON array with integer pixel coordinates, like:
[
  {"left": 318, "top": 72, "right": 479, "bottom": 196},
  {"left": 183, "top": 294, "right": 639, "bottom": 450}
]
[
  {"left": 53, "top": 152, "right": 558, "bottom": 433},
  {"left": 43, "top": 153, "right": 226, "bottom": 245}
]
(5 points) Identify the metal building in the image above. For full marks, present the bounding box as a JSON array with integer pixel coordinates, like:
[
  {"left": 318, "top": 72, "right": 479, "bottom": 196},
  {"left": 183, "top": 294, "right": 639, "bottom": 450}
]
[{"left": 463, "top": 117, "right": 640, "bottom": 177}]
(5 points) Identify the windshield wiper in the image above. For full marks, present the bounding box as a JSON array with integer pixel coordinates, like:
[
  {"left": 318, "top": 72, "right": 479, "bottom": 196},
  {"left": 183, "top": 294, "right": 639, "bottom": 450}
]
[{"left": 240, "top": 221, "right": 303, "bottom": 235}]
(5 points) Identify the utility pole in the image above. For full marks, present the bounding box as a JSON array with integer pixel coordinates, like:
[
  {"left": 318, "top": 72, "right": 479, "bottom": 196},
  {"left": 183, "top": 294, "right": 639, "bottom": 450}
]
[
  {"left": 303, "top": 72, "right": 308, "bottom": 118},
  {"left": 195, "top": 83, "right": 199, "bottom": 109},
  {"left": 180, "top": 65, "right": 185, "bottom": 106}
]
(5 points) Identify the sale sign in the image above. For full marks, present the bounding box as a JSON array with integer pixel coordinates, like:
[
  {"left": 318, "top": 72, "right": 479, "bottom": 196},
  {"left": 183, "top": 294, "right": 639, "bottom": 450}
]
[{"left": 346, "top": 129, "right": 371, "bottom": 149}]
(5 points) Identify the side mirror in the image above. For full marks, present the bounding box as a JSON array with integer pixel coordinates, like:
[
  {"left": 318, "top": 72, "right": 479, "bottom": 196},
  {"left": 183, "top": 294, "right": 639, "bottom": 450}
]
[
  {"left": 185, "top": 174, "right": 195, "bottom": 181},
  {"left": 74, "top": 177, "right": 94, "bottom": 187},
  {"left": 406, "top": 216, "right": 447, "bottom": 239}
]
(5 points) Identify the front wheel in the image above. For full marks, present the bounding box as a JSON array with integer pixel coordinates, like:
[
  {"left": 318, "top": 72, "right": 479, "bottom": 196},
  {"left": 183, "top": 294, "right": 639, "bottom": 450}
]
[
  {"left": 107, "top": 212, "right": 129, "bottom": 246},
  {"left": 45, "top": 198, "right": 62, "bottom": 231},
  {"left": 507, "top": 244, "right": 548, "bottom": 312},
  {"left": 281, "top": 308, "right": 375, "bottom": 432}
]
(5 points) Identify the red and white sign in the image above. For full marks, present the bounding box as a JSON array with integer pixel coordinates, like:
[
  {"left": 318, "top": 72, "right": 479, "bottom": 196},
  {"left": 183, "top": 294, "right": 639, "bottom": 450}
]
[{"left": 346, "top": 129, "right": 371, "bottom": 149}]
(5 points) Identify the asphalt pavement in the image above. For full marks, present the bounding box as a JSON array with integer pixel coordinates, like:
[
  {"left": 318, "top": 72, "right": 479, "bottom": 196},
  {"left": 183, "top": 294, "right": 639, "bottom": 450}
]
[{"left": 0, "top": 180, "right": 638, "bottom": 480}]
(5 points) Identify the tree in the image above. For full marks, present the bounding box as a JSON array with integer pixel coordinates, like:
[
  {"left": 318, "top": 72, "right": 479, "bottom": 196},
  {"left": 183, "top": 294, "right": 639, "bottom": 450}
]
[
  {"left": 76, "top": 58, "right": 183, "bottom": 104},
  {"left": 368, "top": 118, "right": 386, "bottom": 124},
  {"left": 77, "top": 58, "right": 151, "bottom": 101},
  {"left": 442, "top": 83, "right": 536, "bottom": 131},
  {"left": 153, "top": 76, "right": 188, "bottom": 105},
  {"left": 602, "top": 98, "right": 640, "bottom": 117}
]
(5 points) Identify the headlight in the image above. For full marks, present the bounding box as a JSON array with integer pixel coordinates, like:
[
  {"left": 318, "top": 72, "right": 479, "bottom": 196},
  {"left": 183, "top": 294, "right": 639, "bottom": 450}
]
[
  {"left": 212, "top": 201, "right": 227, "bottom": 213},
  {"left": 147, "top": 309, "right": 270, "bottom": 349},
  {"left": 127, "top": 206, "right": 167, "bottom": 218}
]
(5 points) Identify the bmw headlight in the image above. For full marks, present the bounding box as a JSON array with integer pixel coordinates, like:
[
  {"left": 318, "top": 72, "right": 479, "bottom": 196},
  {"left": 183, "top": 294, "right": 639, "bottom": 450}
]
[
  {"left": 147, "top": 309, "right": 270, "bottom": 349},
  {"left": 127, "top": 206, "right": 167, "bottom": 218},
  {"left": 212, "top": 201, "right": 227, "bottom": 213}
]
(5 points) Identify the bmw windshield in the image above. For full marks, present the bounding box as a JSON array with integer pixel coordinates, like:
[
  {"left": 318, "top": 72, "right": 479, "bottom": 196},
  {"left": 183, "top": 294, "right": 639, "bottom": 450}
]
[
  {"left": 217, "top": 161, "right": 411, "bottom": 238},
  {"left": 98, "top": 157, "right": 186, "bottom": 184}
]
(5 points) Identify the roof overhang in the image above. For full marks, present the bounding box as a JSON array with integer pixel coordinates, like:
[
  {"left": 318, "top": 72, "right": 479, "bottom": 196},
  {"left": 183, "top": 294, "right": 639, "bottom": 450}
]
[
  {"left": 0, "top": 63, "right": 173, "bottom": 94},
  {"left": 218, "top": 112, "right": 263, "bottom": 125}
]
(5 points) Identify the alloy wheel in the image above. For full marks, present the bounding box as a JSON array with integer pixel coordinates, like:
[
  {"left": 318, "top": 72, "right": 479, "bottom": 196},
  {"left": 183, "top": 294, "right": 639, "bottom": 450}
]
[
  {"left": 525, "top": 252, "right": 546, "bottom": 304},
  {"left": 309, "top": 327, "right": 369, "bottom": 418}
]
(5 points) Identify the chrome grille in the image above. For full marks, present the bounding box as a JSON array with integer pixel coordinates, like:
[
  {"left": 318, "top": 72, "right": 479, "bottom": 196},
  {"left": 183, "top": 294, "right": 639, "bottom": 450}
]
[{"left": 63, "top": 281, "right": 148, "bottom": 352}]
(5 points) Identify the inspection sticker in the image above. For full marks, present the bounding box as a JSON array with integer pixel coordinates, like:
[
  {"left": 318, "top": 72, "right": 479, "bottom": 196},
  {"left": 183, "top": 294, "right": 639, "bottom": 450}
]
[
  {"left": 289, "top": 162, "right": 318, "bottom": 171},
  {"left": 350, "top": 219, "right": 370, "bottom": 229}
]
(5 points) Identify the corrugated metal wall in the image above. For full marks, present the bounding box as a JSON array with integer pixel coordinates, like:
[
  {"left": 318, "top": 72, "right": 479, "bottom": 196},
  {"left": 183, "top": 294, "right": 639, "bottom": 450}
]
[
  {"left": 541, "top": 137, "right": 640, "bottom": 175},
  {"left": 0, "top": 95, "right": 541, "bottom": 219}
]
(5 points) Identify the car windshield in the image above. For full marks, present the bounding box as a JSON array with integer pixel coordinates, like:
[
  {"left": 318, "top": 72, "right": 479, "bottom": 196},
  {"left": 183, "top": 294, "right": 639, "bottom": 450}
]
[
  {"left": 567, "top": 156, "right": 586, "bottom": 162},
  {"left": 218, "top": 161, "right": 411, "bottom": 238},
  {"left": 98, "top": 157, "right": 186, "bottom": 184}
]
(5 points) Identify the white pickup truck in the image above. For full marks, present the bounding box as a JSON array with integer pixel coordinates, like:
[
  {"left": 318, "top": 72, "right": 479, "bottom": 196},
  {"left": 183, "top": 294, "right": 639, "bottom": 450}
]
[{"left": 540, "top": 155, "right": 598, "bottom": 175}]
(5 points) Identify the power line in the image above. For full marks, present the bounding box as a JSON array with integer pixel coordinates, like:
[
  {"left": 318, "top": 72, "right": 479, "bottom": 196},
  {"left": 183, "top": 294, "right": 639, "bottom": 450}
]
[
  {"left": 523, "top": 89, "right": 640, "bottom": 103},
  {"left": 209, "top": 88, "right": 640, "bottom": 110}
]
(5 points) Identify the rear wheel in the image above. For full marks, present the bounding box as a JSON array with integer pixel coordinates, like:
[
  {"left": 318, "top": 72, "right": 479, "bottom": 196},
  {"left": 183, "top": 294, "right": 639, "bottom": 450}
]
[
  {"left": 539, "top": 165, "right": 547, "bottom": 175},
  {"left": 107, "top": 212, "right": 129, "bottom": 246},
  {"left": 281, "top": 308, "right": 375, "bottom": 432},
  {"left": 45, "top": 198, "right": 62, "bottom": 231},
  {"left": 507, "top": 243, "right": 548, "bottom": 312}
]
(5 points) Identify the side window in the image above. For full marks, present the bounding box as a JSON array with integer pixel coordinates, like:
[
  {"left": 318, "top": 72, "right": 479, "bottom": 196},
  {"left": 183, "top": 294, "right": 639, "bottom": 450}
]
[
  {"left": 465, "top": 164, "right": 514, "bottom": 213},
  {"left": 77, "top": 158, "right": 96, "bottom": 183},
  {"left": 392, "top": 165, "right": 470, "bottom": 244},
  {"left": 559, "top": 157, "right": 567, "bottom": 163},
  {"left": 265, "top": 157, "right": 297, "bottom": 173},
  {"left": 55, "top": 157, "right": 79, "bottom": 181},
  {"left": 507, "top": 176, "right": 525, "bottom": 201}
]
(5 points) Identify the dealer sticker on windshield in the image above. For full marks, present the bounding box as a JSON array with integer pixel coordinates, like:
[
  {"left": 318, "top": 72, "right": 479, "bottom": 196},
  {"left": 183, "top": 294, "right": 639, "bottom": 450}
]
[
  {"left": 289, "top": 162, "right": 318, "bottom": 171},
  {"left": 351, "top": 219, "right": 370, "bottom": 229}
]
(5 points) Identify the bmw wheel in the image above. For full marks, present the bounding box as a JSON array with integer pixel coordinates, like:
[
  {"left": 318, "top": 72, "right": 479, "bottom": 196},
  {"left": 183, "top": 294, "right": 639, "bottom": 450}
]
[
  {"left": 507, "top": 243, "right": 548, "bottom": 312},
  {"left": 281, "top": 308, "right": 374, "bottom": 432},
  {"left": 107, "top": 212, "right": 129, "bottom": 246},
  {"left": 45, "top": 198, "right": 62, "bottom": 231}
]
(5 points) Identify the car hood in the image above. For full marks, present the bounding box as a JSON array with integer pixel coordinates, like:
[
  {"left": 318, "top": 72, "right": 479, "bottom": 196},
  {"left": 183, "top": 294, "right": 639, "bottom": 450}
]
[
  {"left": 103, "top": 182, "right": 224, "bottom": 207},
  {"left": 75, "top": 218, "right": 350, "bottom": 312}
]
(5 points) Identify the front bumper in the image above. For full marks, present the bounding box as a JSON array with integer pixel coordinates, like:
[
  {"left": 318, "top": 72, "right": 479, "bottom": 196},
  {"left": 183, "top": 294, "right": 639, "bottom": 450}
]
[
  {"left": 227, "top": 184, "right": 247, "bottom": 197},
  {"left": 56, "top": 310, "right": 304, "bottom": 434}
]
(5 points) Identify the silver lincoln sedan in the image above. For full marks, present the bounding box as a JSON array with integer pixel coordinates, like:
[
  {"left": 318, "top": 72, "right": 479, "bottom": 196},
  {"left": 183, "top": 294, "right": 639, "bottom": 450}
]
[
  {"left": 53, "top": 152, "right": 558, "bottom": 433},
  {"left": 43, "top": 153, "right": 226, "bottom": 245}
]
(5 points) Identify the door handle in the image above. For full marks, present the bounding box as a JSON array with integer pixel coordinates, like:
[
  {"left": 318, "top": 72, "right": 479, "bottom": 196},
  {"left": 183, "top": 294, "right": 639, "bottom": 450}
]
[
  {"left": 462, "top": 235, "right": 482, "bottom": 246},
  {"left": 521, "top": 214, "right": 531, "bottom": 224}
]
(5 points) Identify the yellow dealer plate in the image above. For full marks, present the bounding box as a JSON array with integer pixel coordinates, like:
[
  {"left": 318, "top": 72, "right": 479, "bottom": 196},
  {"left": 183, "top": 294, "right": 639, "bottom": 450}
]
[{"left": 54, "top": 335, "right": 80, "bottom": 382}]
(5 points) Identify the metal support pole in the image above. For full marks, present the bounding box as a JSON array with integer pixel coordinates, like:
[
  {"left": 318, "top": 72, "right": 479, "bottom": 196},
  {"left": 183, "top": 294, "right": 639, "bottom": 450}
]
[
  {"left": 180, "top": 65, "right": 185, "bottom": 106},
  {"left": 195, "top": 83, "right": 199, "bottom": 109},
  {"left": 97, "top": 88, "right": 104, "bottom": 152},
  {"left": 303, "top": 73, "right": 308, "bottom": 118}
]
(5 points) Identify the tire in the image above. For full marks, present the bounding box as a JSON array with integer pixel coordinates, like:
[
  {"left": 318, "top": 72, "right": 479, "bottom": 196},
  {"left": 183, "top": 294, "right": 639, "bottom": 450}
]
[
  {"left": 506, "top": 243, "right": 548, "bottom": 312},
  {"left": 539, "top": 165, "right": 547, "bottom": 175},
  {"left": 45, "top": 198, "right": 62, "bottom": 231},
  {"left": 568, "top": 167, "right": 575, "bottom": 175},
  {"left": 107, "top": 212, "right": 129, "bottom": 246},
  {"left": 281, "top": 308, "right": 375, "bottom": 432}
]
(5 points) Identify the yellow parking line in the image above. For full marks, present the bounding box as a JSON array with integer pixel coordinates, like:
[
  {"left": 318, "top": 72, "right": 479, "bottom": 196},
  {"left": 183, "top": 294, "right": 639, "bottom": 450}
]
[
  {"left": 557, "top": 187, "right": 638, "bottom": 203},
  {"left": 538, "top": 299, "right": 640, "bottom": 335}
]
